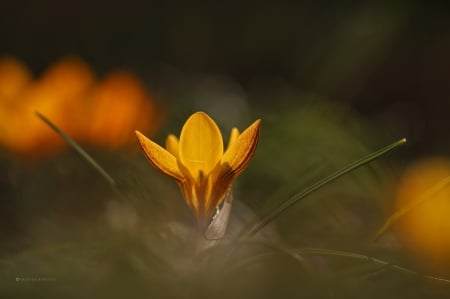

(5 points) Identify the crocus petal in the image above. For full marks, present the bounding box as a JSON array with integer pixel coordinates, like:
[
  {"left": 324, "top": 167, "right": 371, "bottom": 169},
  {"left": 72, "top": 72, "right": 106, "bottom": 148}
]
[
  {"left": 179, "top": 112, "right": 223, "bottom": 178},
  {"left": 226, "top": 128, "right": 240, "bottom": 150},
  {"left": 203, "top": 171, "right": 233, "bottom": 224},
  {"left": 222, "top": 119, "right": 261, "bottom": 177},
  {"left": 201, "top": 120, "right": 260, "bottom": 222},
  {"left": 135, "top": 131, "right": 184, "bottom": 181},
  {"left": 179, "top": 179, "right": 199, "bottom": 213},
  {"left": 136, "top": 111, "right": 262, "bottom": 237},
  {"left": 165, "top": 134, "right": 180, "bottom": 159}
]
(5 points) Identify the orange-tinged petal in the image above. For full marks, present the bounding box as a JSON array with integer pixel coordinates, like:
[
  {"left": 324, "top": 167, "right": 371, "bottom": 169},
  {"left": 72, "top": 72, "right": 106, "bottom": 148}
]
[
  {"left": 165, "top": 134, "right": 180, "bottom": 159},
  {"left": 227, "top": 128, "right": 240, "bottom": 150},
  {"left": 179, "top": 180, "right": 198, "bottom": 211},
  {"left": 179, "top": 112, "right": 223, "bottom": 178},
  {"left": 136, "top": 111, "right": 262, "bottom": 235},
  {"left": 222, "top": 119, "right": 261, "bottom": 176},
  {"left": 197, "top": 120, "right": 260, "bottom": 226},
  {"left": 135, "top": 131, "right": 184, "bottom": 181}
]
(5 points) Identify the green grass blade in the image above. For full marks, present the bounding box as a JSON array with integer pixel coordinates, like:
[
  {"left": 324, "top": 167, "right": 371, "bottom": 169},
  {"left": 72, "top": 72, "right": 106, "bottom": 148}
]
[
  {"left": 220, "top": 240, "right": 450, "bottom": 285},
  {"left": 374, "top": 174, "right": 450, "bottom": 241},
  {"left": 35, "top": 110, "right": 116, "bottom": 187},
  {"left": 223, "top": 241, "right": 306, "bottom": 276},
  {"left": 296, "top": 247, "right": 450, "bottom": 284},
  {"left": 246, "top": 138, "right": 407, "bottom": 237}
]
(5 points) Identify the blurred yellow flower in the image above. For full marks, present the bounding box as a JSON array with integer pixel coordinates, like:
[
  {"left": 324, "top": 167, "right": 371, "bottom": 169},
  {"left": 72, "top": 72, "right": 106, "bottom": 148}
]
[
  {"left": 136, "top": 112, "right": 261, "bottom": 231},
  {"left": 394, "top": 157, "right": 450, "bottom": 273}
]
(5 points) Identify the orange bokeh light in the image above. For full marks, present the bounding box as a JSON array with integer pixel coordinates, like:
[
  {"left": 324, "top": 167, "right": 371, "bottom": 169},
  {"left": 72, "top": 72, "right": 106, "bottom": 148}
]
[{"left": 394, "top": 157, "right": 450, "bottom": 273}]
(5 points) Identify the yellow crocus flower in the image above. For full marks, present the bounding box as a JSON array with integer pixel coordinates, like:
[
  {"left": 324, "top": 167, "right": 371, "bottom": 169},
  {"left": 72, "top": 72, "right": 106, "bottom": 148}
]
[{"left": 135, "top": 111, "right": 261, "bottom": 232}]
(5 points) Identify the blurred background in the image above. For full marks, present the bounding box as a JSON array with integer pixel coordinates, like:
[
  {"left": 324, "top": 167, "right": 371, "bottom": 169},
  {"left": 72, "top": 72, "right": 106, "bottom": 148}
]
[{"left": 1, "top": 1, "right": 450, "bottom": 298}]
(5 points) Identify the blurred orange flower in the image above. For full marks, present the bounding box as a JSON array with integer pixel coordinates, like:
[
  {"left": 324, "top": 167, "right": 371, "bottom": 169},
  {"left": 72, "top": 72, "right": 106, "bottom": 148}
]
[
  {"left": 0, "top": 57, "right": 36, "bottom": 155},
  {"left": 84, "top": 71, "right": 159, "bottom": 149},
  {"left": 0, "top": 56, "right": 32, "bottom": 101},
  {"left": 394, "top": 157, "right": 450, "bottom": 273},
  {"left": 0, "top": 56, "right": 162, "bottom": 161}
]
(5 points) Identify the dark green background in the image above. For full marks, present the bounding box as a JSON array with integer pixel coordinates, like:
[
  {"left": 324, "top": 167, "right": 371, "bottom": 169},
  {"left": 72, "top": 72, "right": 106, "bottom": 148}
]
[{"left": 2, "top": 1, "right": 450, "bottom": 298}]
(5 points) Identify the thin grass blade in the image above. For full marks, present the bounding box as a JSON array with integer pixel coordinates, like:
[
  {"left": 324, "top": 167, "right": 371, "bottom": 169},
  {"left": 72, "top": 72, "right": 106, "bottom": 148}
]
[
  {"left": 246, "top": 138, "right": 406, "bottom": 237},
  {"left": 296, "top": 247, "right": 450, "bottom": 284},
  {"left": 35, "top": 110, "right": 116, "bottom": 187}
]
